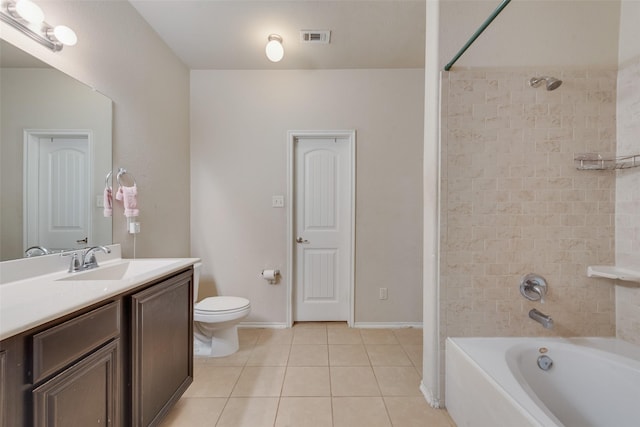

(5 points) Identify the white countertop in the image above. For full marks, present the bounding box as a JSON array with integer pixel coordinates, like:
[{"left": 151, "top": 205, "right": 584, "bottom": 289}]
[{"left": 0, "top": 251, "right": 198, "bottom": 341}]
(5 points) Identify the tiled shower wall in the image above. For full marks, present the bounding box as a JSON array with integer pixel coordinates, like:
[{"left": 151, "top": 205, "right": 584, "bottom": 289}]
[
  {"left": 440, "top": 69, "right": 617, "bottom": 340},
  {"left": 615, "top": 56, "right": 640, "bottom": 345}
]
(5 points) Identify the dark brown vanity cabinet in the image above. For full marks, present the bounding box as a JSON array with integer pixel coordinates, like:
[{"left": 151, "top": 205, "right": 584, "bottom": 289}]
[
  {"left": 31, "top": 300, "right": 121, "bottom": 426},
  {"left": 0, "top": 267, "right": 194, "bottom": 427},
  {"left": 130, "top": 270, "right": 193, "bottom": 427},
  {"left": 32, "top": 339, "right": 120, "bottom": 426}
]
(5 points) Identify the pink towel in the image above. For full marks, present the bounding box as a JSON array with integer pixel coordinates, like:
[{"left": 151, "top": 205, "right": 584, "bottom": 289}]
[
  {"left": 116, "top": 185, "right": 139, "bottom": 217},
  {"left": 103, "top": 187, "right": 113, "bottom": 217}
]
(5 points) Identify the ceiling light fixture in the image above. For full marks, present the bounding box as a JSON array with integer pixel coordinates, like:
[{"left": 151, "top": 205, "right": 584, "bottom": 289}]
[
  {"left": 1, "top": 0, "right": 77, "bottom": 51},
  {"left": 265, "top": 34, "right": 284, "bottom": 63}
]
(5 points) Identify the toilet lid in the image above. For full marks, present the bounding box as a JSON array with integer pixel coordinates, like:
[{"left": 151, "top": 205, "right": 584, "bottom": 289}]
[{"left": 195, "top": 296, "right": 250, "bottom": 313}]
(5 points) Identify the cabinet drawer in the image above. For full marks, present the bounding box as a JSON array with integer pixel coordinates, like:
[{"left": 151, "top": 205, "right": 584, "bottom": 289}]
[{"left": 33, "top": 301, "right": 120, "bottom": 384}]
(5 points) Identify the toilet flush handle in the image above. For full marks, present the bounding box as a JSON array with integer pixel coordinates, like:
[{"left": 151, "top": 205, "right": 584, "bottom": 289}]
[{"left": 296, "top": 237, "right": 310, "bottom": 244}]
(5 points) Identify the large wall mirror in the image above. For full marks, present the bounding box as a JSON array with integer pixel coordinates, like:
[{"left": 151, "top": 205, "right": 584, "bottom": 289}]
[{"left": 0, "top": 39, "right": 113, "bottom": 261}]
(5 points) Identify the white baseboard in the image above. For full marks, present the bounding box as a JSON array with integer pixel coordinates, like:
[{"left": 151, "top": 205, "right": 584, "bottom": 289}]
[
  {"left": 420, "top": 381, "right": 442, "bottom": 408},
  {"left": 238, "top": 322, "right": 288, "bottom": 329},
  {"left": 352, "top": 322, "right": 423, "bottom": 329},
  {"left": 239, "top": 321, "right": 422, "bottom": 329}
]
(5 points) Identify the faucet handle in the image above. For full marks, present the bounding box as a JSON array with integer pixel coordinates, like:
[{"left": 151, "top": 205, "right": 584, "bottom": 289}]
[
  {"left": 520, "top": 273, "right": 548, "bottom": 303},
  {"left": 63, "top": 252, "right": 82, "bottom": 273}
]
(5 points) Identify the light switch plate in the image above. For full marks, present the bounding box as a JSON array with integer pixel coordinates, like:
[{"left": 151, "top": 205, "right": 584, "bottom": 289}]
[{"left": 272, "top": 195, "right": 285, "bottom": 208}]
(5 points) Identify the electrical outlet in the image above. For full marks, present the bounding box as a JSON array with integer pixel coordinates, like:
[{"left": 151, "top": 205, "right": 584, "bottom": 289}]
[{"left": 379, "top": 288, "right": 388, "bottom": 300}]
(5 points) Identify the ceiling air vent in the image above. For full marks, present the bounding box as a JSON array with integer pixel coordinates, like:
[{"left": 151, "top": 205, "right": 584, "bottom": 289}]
[{"left": 299, "top": 30, "right": 331, "bottom": 44}]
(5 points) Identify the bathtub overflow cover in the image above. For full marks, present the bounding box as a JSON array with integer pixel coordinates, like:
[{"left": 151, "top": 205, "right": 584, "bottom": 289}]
[
  {"left": 537, "top": 355, "right": 553, "bottom": 371},
  {"left": 538, "top": 347, "right": 548, "bottom": 354}
]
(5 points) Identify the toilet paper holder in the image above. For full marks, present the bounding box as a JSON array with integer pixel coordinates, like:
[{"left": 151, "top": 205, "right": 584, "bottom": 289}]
[{"left": 261, "top": 269, "right": 280, "bottom": 284}]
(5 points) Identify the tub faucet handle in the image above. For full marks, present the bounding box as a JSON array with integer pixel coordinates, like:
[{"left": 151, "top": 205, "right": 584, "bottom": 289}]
[{"left": 520, "top": 273, "right": 548, "bottom": 303}]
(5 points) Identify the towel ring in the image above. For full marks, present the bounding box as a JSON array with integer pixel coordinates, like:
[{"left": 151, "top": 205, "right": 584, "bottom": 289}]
[
  {"left": 116, "top": 167, "right": 137, "bottom": 187},
  {"left": 104, "top": 170, "right": 113, "bottom": 189}
]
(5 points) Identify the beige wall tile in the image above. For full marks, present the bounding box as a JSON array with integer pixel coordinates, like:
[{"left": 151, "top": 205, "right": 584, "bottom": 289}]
[
  {"left": 441, "top": 68, "right": 617, "bottom": 343},
  {"left": 616, "top": 56, "right": 640, "bottom": 345}
]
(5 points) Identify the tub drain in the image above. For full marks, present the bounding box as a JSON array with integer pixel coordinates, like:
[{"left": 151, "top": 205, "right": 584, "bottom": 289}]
[{"left": 537, "top": 355, "right": 553, "bottom": 371}]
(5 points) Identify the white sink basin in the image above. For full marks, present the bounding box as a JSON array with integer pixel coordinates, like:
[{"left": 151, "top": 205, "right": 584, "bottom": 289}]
[
  {"left": 58, "top": 262, "right": 130, "bottom": 281},
  {"left": 56, "top": 259, "right": 182, "bottom": 282}
]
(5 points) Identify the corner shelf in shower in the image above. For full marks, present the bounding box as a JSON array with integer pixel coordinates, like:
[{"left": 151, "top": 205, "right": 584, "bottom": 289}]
[
  {"left": 575, "top": 153, "right": 640, "bottom": 170},
  {"left": 587, "top": 265, "right": 640, "bottom": 283}
]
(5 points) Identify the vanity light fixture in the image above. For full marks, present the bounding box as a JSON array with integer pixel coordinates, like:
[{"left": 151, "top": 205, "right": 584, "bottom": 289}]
[
  {"left": 11, "top": 0, "right": 44, "bottom": 24},
  {"left": 0, "top": 0, "right": 77, "bottom": 51},
  {"left": 265, "top": 34, "right": 284, "bottom": 62}
]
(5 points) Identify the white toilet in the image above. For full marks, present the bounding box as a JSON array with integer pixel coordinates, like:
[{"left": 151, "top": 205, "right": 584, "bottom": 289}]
[{"left": 192, "top": 263, "right": 251, "bottom": 357}]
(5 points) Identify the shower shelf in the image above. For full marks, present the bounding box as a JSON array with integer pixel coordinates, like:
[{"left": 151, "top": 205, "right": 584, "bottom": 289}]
[
  {"left": 587, "top": 265, "right": 640, "bottom": 283},
  {"left": 575, "top": 153, "right": 640, "bottom": 170}
]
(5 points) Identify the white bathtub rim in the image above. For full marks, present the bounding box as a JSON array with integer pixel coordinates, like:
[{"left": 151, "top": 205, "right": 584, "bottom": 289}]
[
  {"left": 446, "top": 337, "right": 554, "bottom": 427},
  {"left": 447, "top": 337, "right": 640, "bottom": 427}
]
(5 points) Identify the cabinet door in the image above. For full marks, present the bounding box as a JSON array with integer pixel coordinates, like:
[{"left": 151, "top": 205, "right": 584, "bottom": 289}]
[
  {"left": 33, "top": 339, "right": 119, "bottom": 427},
  {"left": 131, "top": 271, "right": 193, "bottom": 427},
  {"left": 0, "top": 350, "right": 5, "bottom": 426}
]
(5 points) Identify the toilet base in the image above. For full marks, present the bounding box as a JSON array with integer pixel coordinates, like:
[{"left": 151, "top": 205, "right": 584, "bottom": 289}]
[{"left": 194, "top": 324, "right": 240, "bottom": 357}]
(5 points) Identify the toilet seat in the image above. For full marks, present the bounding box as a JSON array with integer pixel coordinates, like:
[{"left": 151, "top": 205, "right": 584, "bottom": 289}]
[{"left": 195, "top": 296, "right": 250, "bottom": 315}]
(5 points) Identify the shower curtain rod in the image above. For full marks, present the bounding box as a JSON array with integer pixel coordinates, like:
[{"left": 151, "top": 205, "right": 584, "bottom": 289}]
[{"left": 444, "top": 0, "right": 512, "bottom": 71}]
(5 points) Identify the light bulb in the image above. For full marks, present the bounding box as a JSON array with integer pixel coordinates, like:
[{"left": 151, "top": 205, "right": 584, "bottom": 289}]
[
  {"left": 52, "top": 25, "right": 77, "bottom": 46},
  {"left": 14, "top": 0, "right": 45, "bottom": 24},
  {"left": 265, "top": 34, "right": 284, "bottom": 62}
]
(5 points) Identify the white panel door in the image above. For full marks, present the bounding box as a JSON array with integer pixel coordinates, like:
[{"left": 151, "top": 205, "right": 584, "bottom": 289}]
[
  {"left": 37, "top": 137, "right": 90, "bottom": 250},
  {"left": 294, "top": 136, "right": 352, "bottom": 321}
]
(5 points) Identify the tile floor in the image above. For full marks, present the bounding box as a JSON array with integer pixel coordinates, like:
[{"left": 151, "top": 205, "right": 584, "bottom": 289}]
[{"left": 161, "top": 323, "right": 455, "bottom": 427}]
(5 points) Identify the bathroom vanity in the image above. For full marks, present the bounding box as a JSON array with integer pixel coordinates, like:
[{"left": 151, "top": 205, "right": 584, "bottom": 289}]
[{"left": 0, "top": 251, "right": 197, "bottom": 426}]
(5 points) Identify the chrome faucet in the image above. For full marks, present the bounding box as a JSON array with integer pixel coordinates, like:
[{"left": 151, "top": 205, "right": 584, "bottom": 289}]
[
  {"left": 529, "top": 308, "right": 554, "bottom": 329},
  {"left": 82, "top": 246, "right": 111, "bottom": 270},
  {"left": 25, "top": 246, "right": 50, "bottom": 257}
]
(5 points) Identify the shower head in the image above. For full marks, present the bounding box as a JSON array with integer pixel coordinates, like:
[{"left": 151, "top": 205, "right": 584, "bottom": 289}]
[{"left": 529, "top": 76, "right": 562, "bottom": 91}]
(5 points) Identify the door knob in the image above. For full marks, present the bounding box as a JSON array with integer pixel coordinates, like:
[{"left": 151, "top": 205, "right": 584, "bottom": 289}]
[{"left": 296, "top": 237, "right": 310, "bottom": 244}]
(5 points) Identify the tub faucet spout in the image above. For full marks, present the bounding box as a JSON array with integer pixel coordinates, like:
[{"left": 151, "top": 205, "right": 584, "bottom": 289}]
[{"left": 529, "top": 308, "right": 554, "bottom": 329}]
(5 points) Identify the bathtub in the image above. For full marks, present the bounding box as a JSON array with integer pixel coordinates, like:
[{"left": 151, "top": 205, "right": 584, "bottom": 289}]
[{"left": 446, "top": 337, "right": 640, "bottom": 427}]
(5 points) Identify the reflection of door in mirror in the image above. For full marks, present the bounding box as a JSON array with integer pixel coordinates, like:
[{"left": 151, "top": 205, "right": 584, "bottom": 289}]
[
  {"left": 25, "top": 132, "right": 92, "bottom": 252},
  {"left": 0, "top": 39, "right": 113, "bottom": 262}
]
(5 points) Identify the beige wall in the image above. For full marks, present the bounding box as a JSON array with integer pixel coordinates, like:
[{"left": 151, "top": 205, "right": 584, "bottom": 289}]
[
  {"left": 615, "top": 0, "right": 640, "bottom": 345},
  {"left": 0, "top": 0, "right": 190, "bottom": 258},
  {"left": 191, "top": 69, "right": 424, "bottom": 325}
]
